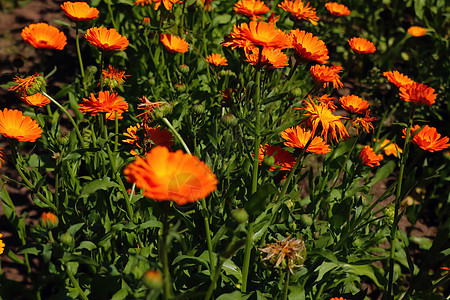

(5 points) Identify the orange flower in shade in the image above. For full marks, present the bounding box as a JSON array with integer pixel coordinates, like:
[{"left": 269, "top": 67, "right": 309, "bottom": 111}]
[
  {"left": 407, "top": 26, "right": 427, "bottom": 37},
  {"left": 123, "top": 124, "right": 174, "bottom": 155},
  {"left": 124, "top": 146, "right": 217, "bottom": 205},
  {"left": 330, "top": 297, "right": 349, "bottom": 300},
  {"left": 278, "top": 0, "right": 319, "bottom": 25},
  {"left": 403, "top": 125, "right": 450, "bottom": 152},
  {"left": 233, "top": 0, "right": 270, "bottom": 20},
  {"left": 289, "top": 29, "right": 329, "bottom": 64},
  {"left": 377, "top": 139, "right": 402, "bottom": 157},
  {"left": 85, "top": 27, "right": 129, "bottom": 51},
  {"left": 339, "top": 95, "right": 369, "bottom": 114},
  {"left": 160, "top": 33, "right": 189, "bottom": 53},
  {"left": 324, "top": 2, "right": 350, "bottom": 17},
  {"left": 245, "top": 47, "right": 289, "bottom": 69},
  {"left": 316, "top": 94, "right": 336, "bottom": 111},
  {"left": 9, "top": 73, "right": 45, "bottom": 97},
  {"left": 0, "top": 108, "right": 42, "bottom": 142},
  {"left": 146, "top": 126, "right": 175, "bottom": 147},
  {"left": 399, "top": 82, "right": 436, "bottom": 106},
  {"left": 310, "top": 64, "right": 343, "bottom": 89},
  {"left": 350, "top": 110, "right": 376, "bottom": 134},
  {"left": 153, "top": 0, "right": 183, "bottom": 10},
  {"left": 123, "top": 123, "right": 141, "bottom": 146},
  {"left": 348, "top": 37, "right": 376, "bottom": 54},
  {"left": 296, "top": 97, "right": 349, "bottom": 143},
  {"left": 21, "top": 93, "right": 50, "bottom": 107},
  {"left": 281, "top": 126, "right": 330, "bottom": 154},
  {"left": 102, "top": 65, "right": 130, "bottom": 90},
  {"left": 206, "top": 53, "right": 228, "bottom": 66},
  {"left": 134, "top": 0, "right": 152, "bottom": 5},
  {"left": 21, "top": 23, "right": 67, "bottom": 50},
  {"left": 359, "top": 146, "right": 383, "bottom": 167},
  {"left": 0, "top": 148, "right": 6, "bottom": 167},
  {"left": 0, "top": 233, "right": 4, "bottom": 255},
  {"left": 258, "top": 144, "right": 296, "bottom": 171},
  {"left": 61, "top": 2, "right": 99, "bottom": 22},
  {"left": 79, "top": 91, "right": 128, "bottom": 119},
  {"left": 383, "top": 71, "right": 414, "bottom": 88}
]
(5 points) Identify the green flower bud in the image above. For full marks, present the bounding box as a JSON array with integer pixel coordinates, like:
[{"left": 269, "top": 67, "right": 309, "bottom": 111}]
[
  {"left": 221, "top": 114, "right": 238, "bottom": 127},
  {"left": 148, "top": 77, "right": 156, "bottom": 86},
  {"left": 384, "top": 203, "right": 395, "bottom": 225},
  {"left": 263, "top": 156, "right": 275, "bottom": 167},
  {"left": 232, "top": 208, "right": 249, "bottom": 224},
  {"left": 219, "top": 69, "right": 236, "bottom": 77},
  {"left": 299, "top": 214, "right": 313, "bottom": 226},
  {"left": 174, "top": 82, "right": 186, "bottom": 93},
  {"left": 178, "top": 64, "right": 189, "bottom": 74},
  {"left": 151, "top": 102, "right": 173, "bottom": 119},
  {"left": 26, "top": 75, "right": 46, "bottom": 96},
  {"left": 192, "top": 103, "right": 205, "bottom": 114},
  {"left": 289, "top": 87, "right": 302, "bottom": 98},
  {"left": 60, "top": 232, "right": 74, "bottom": 247}
]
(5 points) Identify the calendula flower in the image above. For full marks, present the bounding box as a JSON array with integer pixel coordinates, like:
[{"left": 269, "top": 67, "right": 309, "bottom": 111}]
[
  {"left": 258, "top": 144, "right": 296, "bottom": 171},
  {"left": 278, "top": 0, "right": 319, "bottom": 25},
  {"left": 85, "top": 27, "right": 129, "bottom": 51},
  {"left": 339, "top": 95, "right": 369, "bottom": 114},
  {"left": 102, "top": 65, "right": 130, "bottom": 90},
  {"left": 403, "top": 125, "right": 450, "bottom": 152},
  {"left": 330, "top": 297, "right": 349, "bottom": 300},
  {"left": 289, "top": 29, "right": 329, "bottom": 64},
  {"left": 0, "top": 149, "right": 6, "bottom": 167},
  {"left": 350, "top": 110, "right": 376, "bottom": 134},
  {"left": 123, "top": 123, "right": 141, "bottom": 146},
  {"left": 153, "top": 0, "right": 183, "bottom": 10},
  {"left": 377, "top": 139, "right": 402, "bottom": 157},
  {"left": 399, "top": 82, "right": 436, "bottom": 106},
  {"left": 134, "top": 0, "right": 152, "bottom": 5},
  {"left": 281, "top": 126, "right": 330, "bottom": 154},
  {"left": 21, "top": 93, "right": 50, "bottom": 107},
  {"left": 124, "top": 146, "right": 217, "bottom": 205},
  {"left": 310, "top": 64, "right": 343, "bottom": 89},
  {"left": 160, "top": 33, "right": 189, "bottom": 53},
  {"left": 245, "top": 47, "right": 289, "bottom": 69},
  {"left": 316, "top": 94, "right": 336, "bottom": 111},
  {"left": 0, "top": 108, "right": 42, "bottom": 142},
  {"left": 233, "top": 0, "right": 270, "bottom": 20},
  {"left": 146, "top": 126, "right": 175, "bottom": 148},
  {"left": 206, "top": 53, "right": 228, "bottom": 66},
  {"left": 61, "top": 2, "right": 99, "bottom": 22},
  {"left": 0, "top": 233, "right": 5, "bottom": 255},
  {"left": 142, "top": 17, "right": 151, "bottom": 25},
  {"left": 259, "top": 236, "right": 307, "bottom": 274},
  {"left": 348, "top": 37, "right": 376, "bottom": 54},
  {"left": 124, "top": 124, "right": 174, "bottom": 155},
  {"left": 39, "top": 212, "right": 59, "bottom": 229},
  {"left": 21, "top": 23, "right": 67, "bottom": 50},
  {"left": 383, "top": 71, "right": 414, "bottom": 88},
  {"left": 359, "top": 146, "right": 383, "bottom": 167},
  {"left": 9, "top": 73, "right": 46, "bottom": 97},
  {"left": 324, "top": 2, "right": 350, "bottom": 17},
  {"left": 79, "top": 91, "right": 128, "bottom": 120},
  {"left": 407, "top": 26, "right": 427, "bottom": 37}
]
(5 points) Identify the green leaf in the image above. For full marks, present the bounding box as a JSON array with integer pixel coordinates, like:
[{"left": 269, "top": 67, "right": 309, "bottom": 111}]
[
  {"left": 369, "top": 160, "right": 396, "bottom": 187},
  {"left": 79, "top": 176, "right": 119, "bottom": 198},
  {"left": 414, "top": 0, "right": 426, "bottom": 19},
  {"left": 111, "top": 288, "right": 129, "bottom": 300},
  {"left": 222, "top": 259, "right": 242, "bottom": 282},
  {"left": 19, "top": 246, "right": 42, "bottom": 255},
  {"left": 216, "top": 291, "right": 242, "bottom": 300},
  {"left": 67, "top": 223, "right": 85, "bottom": 236},
  {"left": 288, "top": 285, "right": 305, "bottom": 300},
  {"left": 244, "top": 183, "right": 277, "bottom": 220},
  {"left": 76, "top": 241, "right": 97, "bottom": 251},
  {"left": 140, "top": 220, "right": 163, "bottom": 230},
  {"left": 172, "top": 255, "right": 209, "bottom": 269}
]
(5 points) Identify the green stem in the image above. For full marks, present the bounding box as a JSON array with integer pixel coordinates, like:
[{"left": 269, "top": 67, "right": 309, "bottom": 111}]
[
  {"left": 99, "top": 51, "right": 105, "bottom": 91},
  {"left": 106, "top": 0, "right": 118, "bottom": 30},
  {"left": 66, "top": 264, "right": 89, "bottom": 300},
  {"left": 280, "top": 59, "right": 300, "bottom": 93},
  {"left": 160, "top": 210, "right": 172, "bottom": 300},
  {"left": 114, "top": 111, "right": 119, "bottom": 152},
  {"left": 330, "top": 137, "right": 358, "bottom": 190},
  {"left": 201, "top": 198, "right": 215, "bottom": 279},
  {"left": 75, "top": 25, "right": 87, "bottom": 97},
  {"left": 162, "top": 117, "right": 191, "bottom": 155},
  {"left": 282, "top": 271, "right": 290, "bottom": 300}
]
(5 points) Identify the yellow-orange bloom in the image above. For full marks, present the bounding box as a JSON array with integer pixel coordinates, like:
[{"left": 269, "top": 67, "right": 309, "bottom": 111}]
[
  {"left": 0, "top": 108, "right": 42, "bottom": 142},
  {"left": 348, "top": 37, "right": 376, "bottom": 54},
  {"left": 206, "top": 53, "right": 228, "bottom": 66},
  {"left": 61, "top": 2, "right": 99, "bottom": 22},
  {"left": 124, "top": 146, "right": 217, "bottom": 205},
  {"left": 407, "top": 26, "right": 427, "bottom": 37},
  {"left": 258, "top": 144, "right": 296, "bottom": 171},
  {"left": 160, "top": 33, "right": 189, "bottom": 53},
  {"left": 377, "top": 139, "right": 402, "bottom": 157},
  {"left": 134, "top": 0, "right": 152, "bottom": 5},
  {"left": 21, "top": 23, "right": 67, "bottom": 50},
  {"left": 153, "top": 0, "right": 183, "bottom": 10},
  {"left": 22, "top": 93, "right": 50, "bottom": 107},
  {"left": 399, "top": 82, "right": 436, "bottom": 106},
  {"left": 359, "top": 146, "right": 383, "bottom": 167},
  {"left": 85, "top": 27, "right": 129, "bottom": 51},
  {"left": 0, "top": 233, "right": 4, "bottom": 255},
  {"left": 278, "top": 0, "right": 319, "bottom": 25},
  {"left": 289, "top": 29, "right": 329, "bottom": 64},
  {"left": 316, "top": 94, "right": 336, "bottom": 111},
  {"left": 102, "top": 65, "right": 130, "bottom": 90},
  {"left": 403, "top": 125, "right": 450, "bottom": 152},
  {"left": 350, "top": 110, "right": 376, "bottom": 134},
  {"left": 339, "top": 95, "right": 369, "bottom": 114},
  {"left": 281, "top": 126, "right": 330, "bottom": 154},
  {"left": 233, "top": 0, "right": 270, "bottom": 20},
  {"left": 310, "top": 64, "right": 343, "bottom": 89},
  {"left": 245, "top": 47, "right": 288, "bottom": 69},
  {"left": 79, "top": 91, "right": 128, "bottom": 119},
  {"left": 39, "top": 212, "right": 59, "bottom": 229},
  {"left": 324, "top": 2, "right": 350, "bottom": 17},
  {"left": 383, "top": 71, "right": 414, "bottom": 88}
]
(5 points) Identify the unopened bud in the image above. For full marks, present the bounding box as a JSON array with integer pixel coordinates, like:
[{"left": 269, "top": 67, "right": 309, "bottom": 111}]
[
  {"left": 151, "top": 102, "right": 173, "bottom": 119},
  {"left": 143, "top": 270, "right": 163, "bottom": 289},
  {"left": 384, "top": 204, "right": 395, "bottom": 225},
  {"left": 39, "top": 212, "right": 58, "bottom": 229},
  {"left": 232, "top": 208, "right": 249, "bottom": 224},
  {"left": 60, "top": 232, "right": 74, "bottom": 246},
  {"left": 263, "top": 156, "right": 275, "bottom": 167},
  {"left": 192, "top": 103, "right": 205, "bottom": 114},
  {"left": 178, "top": 64, "right": 189, "bottom": 74},
  {"left": 289, "top": 87, "right": 302, "bottom": 98},
  {"left": 221, "top": 113, "right": 238, "bottom": 127},
  {"left": 299, "top": 214, "right": 313, "bottom": 226},
  {"left": 174, "top": 83, "right": 186, "bottom": 93},
  {"left": 26, "top": 75, "right": 46, "bottom": 96},
  {"left": 219, "top": 69, "right": 236, "bottom": 77}
]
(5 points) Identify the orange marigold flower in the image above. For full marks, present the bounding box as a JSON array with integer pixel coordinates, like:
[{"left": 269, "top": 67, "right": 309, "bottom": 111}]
[
  {"left": 233, "top": 0, "right": 270, "bottom": 20},
  {"left": 339, "top": 95, "right": 369, "bottom": 114},
  {"left": 206, "top": 53, "right": 228, "bottom": 66},
  {"left": 21, "top": 93, "right": 50, "bottom": 107},
  {"left": 377, "top": 139, "right": 402, "bottom": 157},
  {"left": 324, "top": 2, "right": 350, "bottom": 17},
  {"left": 9, "top": 73, "right": 45, "bottom": 97},
  {"left": 85, "top": 27, "right": 129, "bottom": 51},
  {"left": 403, "top": 125, "right": 450, "bottom": 152},
  {"left": 350, "top": 109, "right": 376, "bottom": 134},
  {"left": 0, "top": 148, "right": 6, "bottom": 167},
  {"left": 61, "top": 2, "right": 99, "bottom": 22},
  {"left": 278, "top": 0, "right": 319, "bottom": 25},
  {"left": 102, "top": 65, "right": 130, "bottom": 90},
  {"left": 359, "top": 146, "right": 383, "bottom": 167},
  {"left": 79, "top": 91, "right": 128, "bottom": 119},
  {"left": 383, "top": 70, "right": 414, "bottom": 88},
  {"left": 245, "top": 47, "right": 289, "bottom": 69},
  {"left": 281, "top": 126, "right": 330, "bottom": 154},
  {"left": 348, "top": 37, "right": 376, "bottom": 54},
  {"left": 147, "top": 126, "right": 175, "bottom": 148},
  {"left": 39, "top": 212, "right": 59, "bottom": 229},
  {"left": 399, "top": 82, "right": 436, "bottom": 106},
  {"left": 123, "top": 123, "right": 141, "bottom": 146},
  {"left": 124, "top": 146, "right": 217, "bottom": 205},
  {"left": 310, "top": 64, "right": 343, "bottom": 89},
  {"left": 316, "top": 94, "right": 336, "bottom": 111},
  {"left": 0, "top": 108, "right": 42, "bottom": 142},
  {"left": 0, "top": 233, "right": 4, "bottom": 255},
  {"left": 134, "top": 0, "right": 152, "bottom": 5},
  {"left": 153, "top": 0, "right": 183, "bottom": 10},
  {"left": 21, "top": 23, "right": 67, "bottom": 50},
  {"left": 258, "top": 144, "right": 296, "bottom": 171},
  {"left": 407, "top": 26, "right": 427, "bottom": 37},
  {"left": 330, "top": 297, "right": 349, "bottom": 300},
  {"left": 289, "top": 29, "right": 329, "bottom": 64},
  {"left": 160, "top": 33, "right": 189, "bottom": 53}
]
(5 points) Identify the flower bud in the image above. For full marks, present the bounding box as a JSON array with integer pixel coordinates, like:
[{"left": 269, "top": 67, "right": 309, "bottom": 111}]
[
  {"left": 148, "top": 77, "right": 156, "bottom": 86},
  {"left": 299, "top": 214, "right": 313, "bottom": 226},
  {"left": 142, "top": 17, "right": 151, "bottom": 26},
  {"left": 150, "top": 102, "right": 173, "bottom": 119},
  {"left": 174, "top": 82, "right": 186, "bottom": 93},
  {"left": 178, "top": 64, "right": 189, "bottom": 74},
  {"left": 221, "top": 113, "right": 238, "bottom": 127},
  {"left": 232, "top": 208, "right": 249, "bottom": 224},
  {"left": 143, "top": 270, "right": 163, "bottom": 289},
  {"left": 58, "top": 132, "right": 70, "bottom": 146},
  {"left": 192, "top": 103, "right": 205, "bottom": 114},
  {"left": 384, "top": 204, "right": 395, "bottom": 225},
  {"left": 219, "top": 69, "right": 236, "bottom": 78},
  {"left": 26, "top": 75, "right": 46, "bottom": 96},
  {"left": 289, "top": 87, "right": 302, "bottom": 98},
  {"left": 39, "top": 212, "right": 58, "bottom": 229},
  {"left": 263, "top": 156, "right": 275, "bottom": 167},
  {"left": 60, "top": 232, "right": 74, "bottom": 247}
]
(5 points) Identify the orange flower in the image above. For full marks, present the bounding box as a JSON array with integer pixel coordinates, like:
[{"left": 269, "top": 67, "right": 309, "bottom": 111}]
[
  {"left": 258, "top": 144, "right": 296, "bottom": 171},
  {"left": 124, "top": 146, "right": 217, "bottom": 205},
  {"left": 233, "top": 0, "right": 270, "bottom": 20},
  {"left": 377, "top": 139, "right": 402, "bottom": 157},
  {"left": 330, "top": 297, "right": 349, "bottom": 300},
  {"left": 153, "top": 0, "right": 183, "bottom": 10},
  {"left": 9, "top": 73, "right": 45, "bottom": 97},
  {"left": 61, "top": 2, "right": 99, "bottom": 22},
  {"left": 39, "top": 212, "right": 59, "bottom": 229},
  {"left": 359, "top": 146, "right": 383, "bottom": 167},
  {"left": 339, "top": 95, "right": 369, "bottom": 114},
  {"left": 102, "top": 65, "right": 130, "bottom": 90},
  {"left": 147, "top": 126, "right": 175, "bottom": 148},
  {"left": 348, "top": 37, "right": 376, "bottom": 54},
  {"left": 289, "top": 29, "right": 329, "bottom": 64},
  {"left": 160, "top": 33, "right": 189, "bottom": 53},
  {"left": 0, "top": 108, "right": 42, "bottom": 142},
  {"left": 350, "top": 110, "right": 376, "bottom": 134},
  {"left": 316, "top": 94, "right": 336, "bottom": 111},
  {"left": 245, "top": 47, "right": 288, "bottom": 69},
  {"left": 123, "top": 123, "right": 141, "bottom": 146},
  {"left": 296, "top": 97, "right": 348, "bottom": 143},
  {"left": 85, "top": 27, "right": 129, "bottom": 51},
  {"left": 206, "top": 53, "right": 228, "bottom": 66},
  {"left": 134, "top": 0, "right": 152, "bottom": 5},
  {"left": 123, "top": 124, "right": 174, "bottom": 154},
  {"left": 21, "top": 23, "right": 67, "bottom": 50},
  {"left": 0, "top": 148, "right": 6, "bottom": 167},
  {"left": 278, "top": 0, "right": 319, "bottom": 25},
  {"left": 324, "top": 2, "right": 350, "bottom": 17},
  {"left": 79, "top": 91, "right": 128, "bottom": 119},
  {"left": 383, "top": 71, "right": 414, "bottom": 88},
  {"left": 21, "top": 93, "right": 50, "bottom": 107},
  {"left": 281, "top": 126, "right": 330, "bottom": 154},
  {"left": 399, "top": 82, "right": 436, "bottom": 106},
  {"left": 203, "top": 0, "right": 212, "bottom": 10},
  {"left": 403, "top": 125, "right": 450, "bottom": 152},
  {"left": 0, "top": 233, "right": 4, "bottom": 255},
  {"left": 310, "top": 64, "right": 343, "bottom": 89},
  {"left": 407, "top": 26, "right": 427, "bottom": 37}
]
